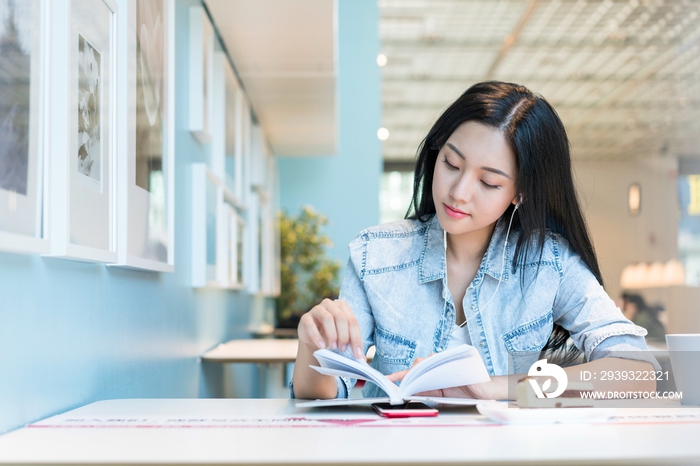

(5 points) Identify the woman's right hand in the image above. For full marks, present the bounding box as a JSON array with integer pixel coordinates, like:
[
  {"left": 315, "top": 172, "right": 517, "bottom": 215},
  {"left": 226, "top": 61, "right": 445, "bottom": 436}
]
[{"left": 297, "top": 298, "right": 365, "bottom": 360}]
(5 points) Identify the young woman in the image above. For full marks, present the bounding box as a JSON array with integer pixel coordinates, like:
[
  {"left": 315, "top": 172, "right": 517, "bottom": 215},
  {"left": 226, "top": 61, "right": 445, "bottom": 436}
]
[{"left": 292, "top": 81, "right": 657, "bottom": 401}]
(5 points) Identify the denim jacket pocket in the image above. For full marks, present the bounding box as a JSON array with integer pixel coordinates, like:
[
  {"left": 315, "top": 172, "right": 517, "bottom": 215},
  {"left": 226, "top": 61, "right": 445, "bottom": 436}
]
[
  {"left": 502, "top": 312, "right": 553, "bottom": 374},
  {"left": 374, "top": 325, "right": 417, "bottom": 366}
]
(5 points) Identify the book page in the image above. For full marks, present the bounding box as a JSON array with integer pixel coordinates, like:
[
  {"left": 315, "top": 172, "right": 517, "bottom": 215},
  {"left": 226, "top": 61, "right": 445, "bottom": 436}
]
[
  {"left": 406, "top": 396, "right": 491, "bottom": 406},
  {"left": 296, "top": 397, "right": 391, "bottom": 408},
  {"left": 399, "top": 344, "right": 490, "bottom": 398},
  {"left": 311, "top": 349, "right": 401, "bottom": 403},
  {"left": 311, "top": 344, "right": 490, "bottom": 405}
]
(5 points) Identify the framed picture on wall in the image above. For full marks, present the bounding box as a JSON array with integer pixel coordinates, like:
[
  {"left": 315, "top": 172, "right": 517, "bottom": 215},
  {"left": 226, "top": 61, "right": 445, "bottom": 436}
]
[
  {"left": 270, "top": 156, "right": 281, "bottom": 296},
  {"left": 50, "top": 0, "right": 118, "bottom": 263},
  {"left": 259, "top": 153, "right": 280, "bottom": 297},
  {"left": 47, "top": 0, "right": 118, "bottom": 262},
  {"left": 240, "top": 96, "right": 252, "bottom": 206},
  {"left": 113, "top": 0, "right": 174, "bottom": 272},
  {"left": 191, "top": 163, "right": 246, "bottom": 289},
  {"left": 210, "top": 50, "right": 226, "bottom": 178},
  {"left": 213, "top": 51, "right": 245, "bottom": 208},
  {"left": 188, "top": 5, "right": 214, "bottom": 144},
  {"left": 191, "top": 163, "right": 221, "bottom": 287},
  {"left": 227, "top": 203, "right": 246, "bottom": 287},
  {"left": 224, "top": 58, "right": 242, "bottom": 199},
  {"left": 0, "top": 0, "right": 50, "bottom": 255},
  {"left": 243, "top": 122, "right": 280, "bottom": 297}
]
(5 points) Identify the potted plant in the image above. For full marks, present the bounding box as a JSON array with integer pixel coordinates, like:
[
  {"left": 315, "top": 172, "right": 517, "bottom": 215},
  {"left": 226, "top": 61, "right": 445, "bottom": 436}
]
[{"left": 276, "top": 206, "right": 341, "bottom": 330}]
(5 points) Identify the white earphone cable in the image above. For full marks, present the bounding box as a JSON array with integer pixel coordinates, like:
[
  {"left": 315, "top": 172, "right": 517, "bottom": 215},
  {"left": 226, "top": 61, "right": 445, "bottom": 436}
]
[{"left": 444, "top": 204, "right": 519, "bottom": 329}]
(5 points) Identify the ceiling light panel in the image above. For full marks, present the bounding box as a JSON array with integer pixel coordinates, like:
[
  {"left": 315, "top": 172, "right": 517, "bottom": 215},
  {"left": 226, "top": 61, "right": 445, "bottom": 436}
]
[{"left": 380, "top": 0, "right": 700, "bottom": 162}]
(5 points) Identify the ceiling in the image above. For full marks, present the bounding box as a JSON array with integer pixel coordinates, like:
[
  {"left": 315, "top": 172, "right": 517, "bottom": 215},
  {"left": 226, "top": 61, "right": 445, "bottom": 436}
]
[
  {"left": 204, "top": 0, "right": 337, "bottom": 156},
  {"left": 380, "top": 0, "right": 700, "bottom": 163}
]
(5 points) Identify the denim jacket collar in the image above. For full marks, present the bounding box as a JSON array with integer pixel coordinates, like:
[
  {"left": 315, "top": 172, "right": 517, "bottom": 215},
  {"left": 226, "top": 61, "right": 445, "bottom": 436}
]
[
  {"left": 417, "top": 216, "right": 445, "bottom": 284},
  {"left": 482, "top": 216, "right": 514, "bottom": 282},
  {"left": 418, "top": 214, "right": 514, "bottom": 285}
]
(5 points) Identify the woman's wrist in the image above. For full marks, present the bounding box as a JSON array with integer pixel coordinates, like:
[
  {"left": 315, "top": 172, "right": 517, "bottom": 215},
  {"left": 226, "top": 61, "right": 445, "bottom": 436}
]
[
  {"left": 464, "top": 376, "right": 511, "bottom": 400},
  {"left": 292, "top": 340, "right": 338, "bottom": 399}
]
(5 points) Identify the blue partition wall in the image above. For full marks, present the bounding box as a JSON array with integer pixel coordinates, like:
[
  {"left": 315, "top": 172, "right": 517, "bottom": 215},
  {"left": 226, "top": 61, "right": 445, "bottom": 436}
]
[
  {"left": 0, "top": 0, "right": 264, "bottom": 434},
  {"left": 277, "top": 0, "right": 382, "bottom": 266},
  {"left": 0, "top": 0, "right": 380, "bottom": 434}
]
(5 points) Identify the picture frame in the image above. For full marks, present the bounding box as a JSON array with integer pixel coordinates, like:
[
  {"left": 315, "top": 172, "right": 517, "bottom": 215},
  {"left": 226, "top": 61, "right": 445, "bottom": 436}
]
[
  {"left": 190, "top": 49, "right": 249, "bottom": 289},
  {"left": 0, "top": 0, "right": 50, "bottom": 255},
  {"left": 188, "top": 5, "right": 214, "bottom": 144},
  {"left": 191, "top": 163, "right": 219, "bottom": 287},
  {"left": 270, "top": 156, "right": 281, "bottom": 296},
  {"left": 261, "top": 149, "right": 280, "bottom": 297},
  {"left": 224, "top": 58, "right": 243, "bottom": 201},
  {"left": 225, "top": 202, "right": 246, "bottom": 288},
  {"left": 210, "top": 50, "right": 226, "bottom": 179},
  {"left": 213, "top": 50, "right": 244, "bottom": 209},
  {"left": 191, "top": 163, "right": 246, "bottom": 289},
  {"left": 249, "top": 123, "right": 279, "bottom": 297},
  {"left": 46, "top": 0, "right": 118, "bottom": 263},
  {"left": 244, "top": 178, "right": 259, "bottom": 294},
  {"left": 245, "top": 123, "right": 263, "bottom": 294},
  {"left": 241, "top": 96, "right": 252, "bottom": 207},
  {"left": 113, "top": 0, "right": 174, "bottom": 272}
]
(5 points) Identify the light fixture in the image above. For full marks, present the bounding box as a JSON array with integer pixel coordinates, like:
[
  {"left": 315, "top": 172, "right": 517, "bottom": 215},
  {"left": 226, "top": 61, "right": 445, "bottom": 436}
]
[
  {"left": 377, "top": 127, "right": 390, "bottom": 141},
  {"left": 376, "top": 53, "right": 388, "bottom": 67},
  {"left": 628, "top": 183, "right": 641, "bottom": 215},
  {"left": 620, "top": 260, "right": 685, "bottom": 289}
]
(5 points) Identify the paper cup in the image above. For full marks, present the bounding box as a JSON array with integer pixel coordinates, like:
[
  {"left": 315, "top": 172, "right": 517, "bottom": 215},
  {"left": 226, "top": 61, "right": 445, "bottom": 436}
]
[{"left": 666, "top": 334, "right": 700, "bottom": 406}]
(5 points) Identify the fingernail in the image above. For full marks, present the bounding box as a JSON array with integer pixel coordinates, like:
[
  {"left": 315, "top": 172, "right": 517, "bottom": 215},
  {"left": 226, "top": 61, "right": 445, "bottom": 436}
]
[
  {"left": 355, "top": 347, "right": 364, "bottom": 359},
  {"left": 340, "top": 344, "right": 347, "bottom": 352},
  {"left": 317, "top": 340, "right": 326, "bottom": 349},
  {"left": 330, "top": 342, "right": 337, "bottom": 350}
]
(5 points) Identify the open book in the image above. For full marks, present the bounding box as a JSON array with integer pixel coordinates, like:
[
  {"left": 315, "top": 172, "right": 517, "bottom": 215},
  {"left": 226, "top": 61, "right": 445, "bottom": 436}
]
[{"left": 297, "top": 344, "right": 491, "bottom": 407}]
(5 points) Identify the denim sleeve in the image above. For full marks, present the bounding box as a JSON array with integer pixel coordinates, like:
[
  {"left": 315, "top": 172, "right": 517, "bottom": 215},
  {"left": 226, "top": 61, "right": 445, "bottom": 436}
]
[
  {"left": 289, "top": 236, "right": 376, "bottom": 399},
  {"left": 589, "top": 334, "right": 661, "bottom": 371},
  {"left": 342, "top": 237, "right": 377, "bottom": 355},
  {"left": 551, "top": 237, "right": 649, "bottom": 363}
]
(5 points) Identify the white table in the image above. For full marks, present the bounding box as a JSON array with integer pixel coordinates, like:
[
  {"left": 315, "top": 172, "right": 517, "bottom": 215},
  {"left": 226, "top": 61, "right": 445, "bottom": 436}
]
[
  {"left": 201, "top": 339, "right": 376, "bottom": 397},
  {"left": 201, "top": 339, "right": 375, "bottom": 364},
  {"left": 202, "top": 339, "right": 300, "bottom": 364},
  {"left": 201, "top": 339, "right": 300, "bottom": 397},
  {"left": 1, "top": 398, "right": 700, "bottom": 465}
]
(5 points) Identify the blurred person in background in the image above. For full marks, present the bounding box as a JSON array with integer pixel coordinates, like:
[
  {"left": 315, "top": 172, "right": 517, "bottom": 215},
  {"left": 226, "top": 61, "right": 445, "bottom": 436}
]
[{"left": 619, "top": 293, "right": 666, "bottom": 342}]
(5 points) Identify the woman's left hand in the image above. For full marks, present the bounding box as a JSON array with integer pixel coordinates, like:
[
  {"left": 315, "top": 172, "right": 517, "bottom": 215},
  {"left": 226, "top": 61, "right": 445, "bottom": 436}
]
[{"left": 417, "top": 381, "right": 495, "bottom": 399}]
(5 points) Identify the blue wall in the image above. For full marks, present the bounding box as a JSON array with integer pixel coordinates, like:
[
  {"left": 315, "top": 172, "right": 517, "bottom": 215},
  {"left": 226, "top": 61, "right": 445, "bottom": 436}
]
[
  {"left": 0, "top": 0, "right": 379, "bottom": 434},
  {"left": 277, "top": 0, "right": 382, "bottom": 266},
  {"left": 0, "top": 0, "right": 271, "bottom": 434}
]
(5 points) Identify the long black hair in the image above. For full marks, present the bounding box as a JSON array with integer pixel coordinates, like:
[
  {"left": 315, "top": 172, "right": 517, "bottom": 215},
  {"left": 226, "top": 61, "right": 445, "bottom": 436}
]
[{"left": 407, "top": 81, "right": 601, "bottom": 365}]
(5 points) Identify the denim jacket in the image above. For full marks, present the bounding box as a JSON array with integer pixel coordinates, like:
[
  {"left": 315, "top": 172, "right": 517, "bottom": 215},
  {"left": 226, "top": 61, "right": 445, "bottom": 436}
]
[{"left": 292, "top": 215, "right": 654, "bottom": 399}]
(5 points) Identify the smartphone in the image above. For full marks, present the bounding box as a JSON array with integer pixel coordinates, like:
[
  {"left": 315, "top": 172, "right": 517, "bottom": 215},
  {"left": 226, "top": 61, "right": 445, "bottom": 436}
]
[{"left": 371, "top": 402, "right": 439, "bottom": 418}]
